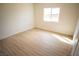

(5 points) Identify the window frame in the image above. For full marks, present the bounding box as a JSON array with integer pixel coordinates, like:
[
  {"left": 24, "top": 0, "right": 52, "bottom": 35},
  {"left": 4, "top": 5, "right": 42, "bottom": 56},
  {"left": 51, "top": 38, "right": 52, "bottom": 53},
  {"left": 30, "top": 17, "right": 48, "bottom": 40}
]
[{"left": 43, "top": 8, "right": 60, "bottom": 23}]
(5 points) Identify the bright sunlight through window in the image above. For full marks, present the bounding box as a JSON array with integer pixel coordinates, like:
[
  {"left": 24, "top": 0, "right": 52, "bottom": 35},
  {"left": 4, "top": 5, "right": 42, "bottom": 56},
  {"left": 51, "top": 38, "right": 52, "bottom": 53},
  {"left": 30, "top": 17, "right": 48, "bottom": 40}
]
[{"left": 44, "top": 8, "right": 60, "bottom": 22}]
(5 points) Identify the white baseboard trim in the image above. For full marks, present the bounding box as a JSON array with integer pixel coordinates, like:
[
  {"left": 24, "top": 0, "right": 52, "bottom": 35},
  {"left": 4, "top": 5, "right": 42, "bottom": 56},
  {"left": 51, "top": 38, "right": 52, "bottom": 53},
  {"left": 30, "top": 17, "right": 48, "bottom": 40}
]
[{"left": 0, "top": 27, "right": 34, "bottom": 40}]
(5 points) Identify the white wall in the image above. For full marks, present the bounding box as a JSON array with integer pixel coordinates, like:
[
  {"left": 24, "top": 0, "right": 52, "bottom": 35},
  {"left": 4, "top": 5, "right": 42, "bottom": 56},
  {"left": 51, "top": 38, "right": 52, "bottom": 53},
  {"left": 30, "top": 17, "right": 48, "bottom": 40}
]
[
  {"left": 34, "top": 3, "right": 78, "bottom": 35},
  {"left": 71, "top": 18, "right": 79, "bottom": 56},
  {"left": 71, "top": 5, "right": 79, "bottom": 55},
  {"left": 0, "top": 4, "right": 34, "bottom": 40}
]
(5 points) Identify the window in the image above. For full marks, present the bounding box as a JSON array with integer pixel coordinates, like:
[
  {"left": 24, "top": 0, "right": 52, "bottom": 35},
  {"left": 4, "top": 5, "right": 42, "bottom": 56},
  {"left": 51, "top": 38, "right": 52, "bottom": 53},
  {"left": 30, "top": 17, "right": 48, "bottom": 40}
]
[{"left": 44, "top": 8, "right": 60, "bottom": 22}]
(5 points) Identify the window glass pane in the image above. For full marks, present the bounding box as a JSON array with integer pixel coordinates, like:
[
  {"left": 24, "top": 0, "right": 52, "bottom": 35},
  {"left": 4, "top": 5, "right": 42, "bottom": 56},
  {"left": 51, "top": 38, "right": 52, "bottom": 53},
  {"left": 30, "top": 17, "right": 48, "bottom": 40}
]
[
  {"left": 44, "top": 8, "right": 60, "bottom": 22},
  {"left": 52, "top": 8, "right": 60, "bottom": 14},
  {"left": 44, "top": 8, "right": 51, "bottom": 21},
  {"left": 44, "top": 8, "right": 51, "bottom": 14}
]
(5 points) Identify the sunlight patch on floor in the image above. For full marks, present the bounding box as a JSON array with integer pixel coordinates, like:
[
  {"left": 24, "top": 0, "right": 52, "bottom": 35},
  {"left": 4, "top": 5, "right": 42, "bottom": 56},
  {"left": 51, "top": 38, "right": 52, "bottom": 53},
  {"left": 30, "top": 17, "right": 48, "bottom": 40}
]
[{"left": 52, "top": 34, "right": 73, "bottom": 45}]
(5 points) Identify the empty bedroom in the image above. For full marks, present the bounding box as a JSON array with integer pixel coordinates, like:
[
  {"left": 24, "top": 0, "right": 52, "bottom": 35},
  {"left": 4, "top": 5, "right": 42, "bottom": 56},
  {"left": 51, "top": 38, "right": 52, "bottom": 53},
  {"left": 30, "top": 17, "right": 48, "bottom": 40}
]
[{"left": 0, "top": 3, "right": 79, "bottom": 56}]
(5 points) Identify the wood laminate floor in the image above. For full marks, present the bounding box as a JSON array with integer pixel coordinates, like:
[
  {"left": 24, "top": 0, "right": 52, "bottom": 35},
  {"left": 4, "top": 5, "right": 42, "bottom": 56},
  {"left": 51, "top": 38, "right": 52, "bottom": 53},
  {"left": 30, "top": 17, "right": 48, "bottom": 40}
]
[{"left": 0, "top": 29, "right": 72, "bottom": 56}]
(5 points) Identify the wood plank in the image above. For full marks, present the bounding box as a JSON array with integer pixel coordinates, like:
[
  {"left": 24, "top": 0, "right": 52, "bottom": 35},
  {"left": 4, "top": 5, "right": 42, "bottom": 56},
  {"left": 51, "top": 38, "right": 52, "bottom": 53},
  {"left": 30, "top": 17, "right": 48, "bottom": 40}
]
[{"left": 1, "top": 29, "right": 72, "bottom": 56}]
